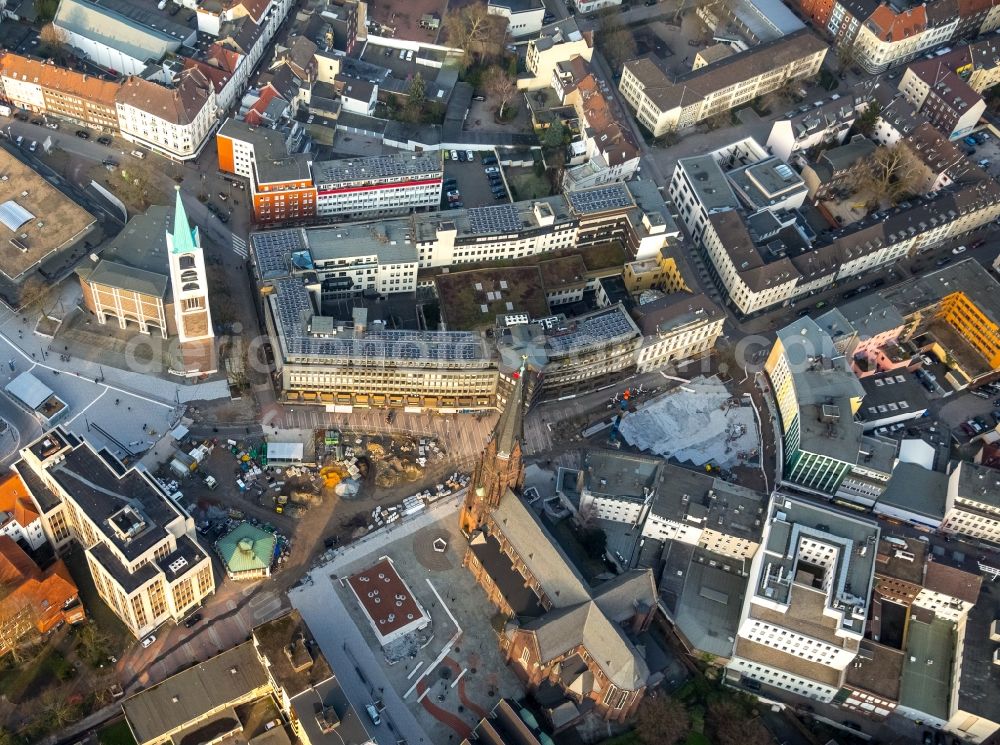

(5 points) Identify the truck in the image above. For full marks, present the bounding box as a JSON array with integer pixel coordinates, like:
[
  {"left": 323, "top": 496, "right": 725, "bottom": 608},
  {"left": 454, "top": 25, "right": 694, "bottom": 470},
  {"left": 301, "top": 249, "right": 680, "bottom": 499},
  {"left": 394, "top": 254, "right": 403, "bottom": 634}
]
[{"left": 275, "top": 494, "right": 288, "bottom": 514}]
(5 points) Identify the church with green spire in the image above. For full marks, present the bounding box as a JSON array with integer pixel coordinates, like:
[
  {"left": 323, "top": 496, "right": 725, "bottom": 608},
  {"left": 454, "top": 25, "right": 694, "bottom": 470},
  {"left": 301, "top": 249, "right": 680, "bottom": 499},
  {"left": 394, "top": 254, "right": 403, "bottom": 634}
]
[{"left": 76, "top": 189, "right": 216, "bottom": 376}]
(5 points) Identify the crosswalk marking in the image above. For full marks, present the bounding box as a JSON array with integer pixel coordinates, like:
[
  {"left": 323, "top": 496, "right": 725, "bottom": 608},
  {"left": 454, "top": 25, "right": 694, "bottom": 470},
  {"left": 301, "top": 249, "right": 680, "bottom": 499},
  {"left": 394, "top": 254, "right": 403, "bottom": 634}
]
[{"left": 232, "top": 235, "right": 248, "bottom": 259}]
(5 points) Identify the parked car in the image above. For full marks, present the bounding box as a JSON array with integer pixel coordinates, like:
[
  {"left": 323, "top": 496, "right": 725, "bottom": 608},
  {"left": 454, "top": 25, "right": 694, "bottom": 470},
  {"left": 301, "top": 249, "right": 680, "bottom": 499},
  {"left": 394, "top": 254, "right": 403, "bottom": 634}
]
[
  {"left": 131, "top": 149, "right": 145, "bottom": 159},
  {"left": 75, "top": 130, "right": 90, "bottom": 139},
  {"left": 141, "top": 635, "right": 156, "bottom": 648},
  {"left": 481, "top": 154, "right": 497, "bottom": 164},
  {"left": 450, "top": 150, "right": 459, "bottom": 161},
  {"left": 446, "top": 189, "right": 460, "bottom": 199},
  {"left": 44, "top": 121, "right": 58, "bottom": 130},
  {"left": 217, "top": 211, "right": 229, "bottom": 223},
  {"left": 365, "top": 704, "right": 382, "bottom": 726},
  {"left": 97, "top": 135, "right": 112, "bottom": 145},
  {"left": 473, "top": 95, "right": 486, "bottom": 102},
  {"left": 102, "top": 158, "right": 117, "bottom": 167},
  {"left": 451, "top": 200, "right": 463, "bottom": 207},
  {"left": 484, "top": 166, "right": 500, "bottom": 174},
  {"left": 466, "top": 150, "right": 475, "bottom": 161},
  {"left": 30, "top": 118, "right": 43, "bottom": 126},
  {"left": 218, "top": 192, "right": 228, "bottom": 201},
  {"left": 184, "top": 613, "right": 203, "bottom": 628},
  {"left": 952, "top": 245, "right": 967, "bottom": 254},
  {"left": 14, "top": 136, "right": 22, "bottom": 147},
  {"left": 28, "top": 140, "right": 37, "bottom": 152}
]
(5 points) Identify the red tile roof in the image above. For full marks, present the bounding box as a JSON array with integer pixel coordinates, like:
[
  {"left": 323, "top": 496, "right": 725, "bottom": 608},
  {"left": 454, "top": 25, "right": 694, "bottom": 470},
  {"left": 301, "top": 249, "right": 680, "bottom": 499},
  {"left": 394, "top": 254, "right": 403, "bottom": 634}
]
[
  {"left": 0, "top": 472, "right": 40, "bottom": 529},
  {"left": 0, "top": 536, "right": 83, "bottom": 639}
]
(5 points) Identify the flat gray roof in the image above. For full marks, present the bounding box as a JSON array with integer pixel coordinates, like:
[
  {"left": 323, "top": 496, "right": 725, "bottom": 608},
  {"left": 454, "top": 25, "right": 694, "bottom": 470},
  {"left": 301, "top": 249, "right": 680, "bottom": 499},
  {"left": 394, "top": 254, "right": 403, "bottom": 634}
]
[
  {"left": 876, "top": 462, "right": 948, "bottom": 519},
  {"left": 582, "top": 450, "right": 661, "bottom": 501},
  {"left": 677, "top": 155, "right": 739, "bottom": 211},
  {"left": 312, "top": 152, "right": 442, "bottom": 186},
  {"left": 883, "top": 258, "right": 1000, "bottom": 329},
  {"left": 5, "top": 371, "right": 54, "bottom": 410},
  {"left": 760, "top": 494, "right": 879, "bottom": 634},
  {"left": 899, "top": 615, "right": 955, "bottom": 720},
  {"left": 122, "top": 642, "right": 268, "bottom": 744}
]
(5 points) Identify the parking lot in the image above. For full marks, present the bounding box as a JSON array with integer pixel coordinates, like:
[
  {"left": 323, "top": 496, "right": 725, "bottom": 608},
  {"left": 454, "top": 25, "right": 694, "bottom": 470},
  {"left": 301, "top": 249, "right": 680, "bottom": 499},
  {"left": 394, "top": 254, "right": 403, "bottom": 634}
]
[{"left": 441, "top": 151, "right": 507, "bottom": 209}]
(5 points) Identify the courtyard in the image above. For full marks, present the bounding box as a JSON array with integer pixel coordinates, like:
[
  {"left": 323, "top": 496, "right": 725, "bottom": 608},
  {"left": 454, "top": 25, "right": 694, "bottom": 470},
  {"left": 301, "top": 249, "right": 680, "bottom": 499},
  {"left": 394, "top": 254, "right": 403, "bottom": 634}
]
[{"left": 291, "top": 502, "right": 524, "bottom": 743}]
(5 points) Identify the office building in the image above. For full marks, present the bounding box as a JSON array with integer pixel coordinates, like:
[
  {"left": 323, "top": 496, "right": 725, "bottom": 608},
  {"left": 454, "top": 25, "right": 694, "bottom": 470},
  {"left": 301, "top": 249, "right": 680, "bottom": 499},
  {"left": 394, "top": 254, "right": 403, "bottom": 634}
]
[
  {"left": 726, "top": 495, "right": 880, "bottom": 701},
  {"left": 13, "top": 428, "right": 215, "bottom": 640},
  {"left": 619, "top": 30, "right": 827, "bottom": 136},
  {"left": 766, "top": 317, "right": 896, "bottom": 503}
]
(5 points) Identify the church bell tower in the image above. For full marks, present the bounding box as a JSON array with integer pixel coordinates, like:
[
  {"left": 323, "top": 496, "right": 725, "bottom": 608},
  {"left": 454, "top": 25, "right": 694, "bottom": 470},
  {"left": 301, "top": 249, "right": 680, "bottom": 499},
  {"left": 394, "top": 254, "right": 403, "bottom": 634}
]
[{"left": 460, "top": 357, "right": 528, "bottom": 534}]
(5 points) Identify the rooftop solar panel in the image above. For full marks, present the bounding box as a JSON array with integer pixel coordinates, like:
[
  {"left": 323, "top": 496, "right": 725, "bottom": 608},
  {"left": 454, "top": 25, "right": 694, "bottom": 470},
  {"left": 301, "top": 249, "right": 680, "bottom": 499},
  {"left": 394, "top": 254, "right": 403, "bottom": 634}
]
[{"left": 566, "top": 183, "right": 633, "bottom": 214}]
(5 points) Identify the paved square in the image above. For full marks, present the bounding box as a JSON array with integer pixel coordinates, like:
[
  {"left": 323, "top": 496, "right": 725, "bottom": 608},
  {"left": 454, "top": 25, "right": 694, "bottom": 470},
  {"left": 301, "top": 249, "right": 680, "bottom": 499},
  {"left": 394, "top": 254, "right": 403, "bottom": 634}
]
[{"left": 292, "top": 503, "right": 524, "bottom": 743}]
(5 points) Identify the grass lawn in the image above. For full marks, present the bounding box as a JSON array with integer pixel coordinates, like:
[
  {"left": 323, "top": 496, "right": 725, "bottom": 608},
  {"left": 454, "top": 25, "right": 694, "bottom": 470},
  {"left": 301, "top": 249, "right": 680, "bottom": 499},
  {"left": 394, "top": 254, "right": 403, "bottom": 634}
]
[
  {"left": 98, "top": 719, "right": 138, "bottom": 745},
  {"left": 63, "top": 549, "right": 130, "bottom": 656},
  {"left": 0, "top": 639, "right": 59, "bottom": 702},
  {"left": 506, "top": 167, "right": 556, "bottom": 200},
  {"left": 598, "top": 732, "right": 641, "bottom": 745}
]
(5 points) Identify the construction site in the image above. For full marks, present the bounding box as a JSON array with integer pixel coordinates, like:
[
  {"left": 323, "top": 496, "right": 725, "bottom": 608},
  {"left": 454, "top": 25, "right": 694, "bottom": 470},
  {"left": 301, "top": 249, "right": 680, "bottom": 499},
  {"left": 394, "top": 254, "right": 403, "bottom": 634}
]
[{"left": 149, "top": 426, "right": 472, "bottom": 582}]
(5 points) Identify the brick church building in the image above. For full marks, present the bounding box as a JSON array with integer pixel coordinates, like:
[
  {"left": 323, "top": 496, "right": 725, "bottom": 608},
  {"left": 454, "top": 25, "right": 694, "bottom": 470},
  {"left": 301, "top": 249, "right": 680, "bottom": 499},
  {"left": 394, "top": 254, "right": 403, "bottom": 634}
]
[{"left": 460, "top": 361, "right": 657, "bottom": 727}]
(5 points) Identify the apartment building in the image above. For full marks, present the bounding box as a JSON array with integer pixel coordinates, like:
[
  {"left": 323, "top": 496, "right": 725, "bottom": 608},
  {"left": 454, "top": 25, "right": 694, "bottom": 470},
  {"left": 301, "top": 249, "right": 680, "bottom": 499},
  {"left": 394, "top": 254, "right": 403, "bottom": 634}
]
[
  {"left": 800, "top": 135, "right": 878, "bottom": 201},
  {"left": 521, "top": 18, "right": 593, "bottom": 91},
  {"left": 670, "top": 134, "right": 1000, "bottom": 316},
  {"left": 13, "top": 428, "right": 215, "bottom": 639},
  {"left": 619, "top": 30, "right": 827, "bottom": 137},
  {"left": 116, "top": 69, "right": 218, "bottom": 160},
  {"left": 766, "top": 94, "right": 865, "bottom": 162},
  {"left": 824, "top": 0, "right": 1000, "bottom": 74},
  {"left": 882, "top": 258, "right": 1000, "bottom": 384},
  {"left": 0, "top": 536, "right": 84, "bottom": 655},
  {"left": 727, "top": 495, "right": 880, "bottom": 701},
  {"left": 552, "top": 57, "right": 641, "bottom": 190},
  {"left": 898, "top": 58, "right": 986, "bottom": 140},
  {"left": 0, "top": 53, "right": 121, "bottom": 132},
  {"left": 0, "top": 471, "right": 46, "bottom": 550},
  {"left": 766, "top": 317, "right": 896, "bottom": 504}
]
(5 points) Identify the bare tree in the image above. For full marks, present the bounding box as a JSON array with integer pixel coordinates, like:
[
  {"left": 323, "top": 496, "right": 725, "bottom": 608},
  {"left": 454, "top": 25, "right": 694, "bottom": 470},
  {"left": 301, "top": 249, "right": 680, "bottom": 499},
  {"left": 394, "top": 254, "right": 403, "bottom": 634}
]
[
  {"left": 635, "top": 695, "right": 690, "bottom": 745},
  {"left": 38, "top": 23, "right": 71, "bottom": 65},
  {"left": 859, "top": 143, "right": 923, "bottom": 206},
  {"left": 598, "top": 13, "right": 638, "bottom": 72},
  {"left": 706, "top": 700, "right": 770, "bottom": 745},
  {"left": 38, "top": 690, "right": 79, "bottom": 729},
  {"left": 443, "top": 3, "right": 506, "bottom": 68},
  {"left": 483, "top": 66, "right": 518, "bottom": 120},
  {"left": 836, "top": 41, "right": 860, "bottom": 74}
]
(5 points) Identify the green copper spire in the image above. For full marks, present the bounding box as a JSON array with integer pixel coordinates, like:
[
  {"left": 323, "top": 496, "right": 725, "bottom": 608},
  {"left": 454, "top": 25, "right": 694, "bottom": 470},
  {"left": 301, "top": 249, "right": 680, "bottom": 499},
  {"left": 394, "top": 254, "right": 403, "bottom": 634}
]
[{"left": 171, "top": 185, "right": 197, "bottom": 254}]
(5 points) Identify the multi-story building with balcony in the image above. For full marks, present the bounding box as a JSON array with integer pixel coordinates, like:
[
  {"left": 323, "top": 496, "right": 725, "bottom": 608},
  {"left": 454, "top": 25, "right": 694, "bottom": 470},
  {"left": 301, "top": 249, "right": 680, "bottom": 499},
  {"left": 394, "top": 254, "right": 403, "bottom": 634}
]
[
  {"left": 116, "top": 69, "right": 218, "bottom": 161},
  {"left": 13, "top": 428, "right": 215, "bottom": 639},
  {"left": 619, "top": 30, "right": 827, "bottom": 136},
  {"left": 882, "top": 258, "right": 1000, "bottom": 385},
  {"left": 727, "top": 495, "right": 880, "bottom": 701},
  {"left": 520, "top": 18, "right": 593, "bottom": 91}
]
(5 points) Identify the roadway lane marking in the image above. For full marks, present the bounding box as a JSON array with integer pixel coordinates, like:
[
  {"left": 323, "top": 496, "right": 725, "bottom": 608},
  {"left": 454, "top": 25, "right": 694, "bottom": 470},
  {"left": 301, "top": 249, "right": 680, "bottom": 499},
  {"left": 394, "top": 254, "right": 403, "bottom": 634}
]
[{"left": 64, "top": 386, "right": 108, "bottom": 425}]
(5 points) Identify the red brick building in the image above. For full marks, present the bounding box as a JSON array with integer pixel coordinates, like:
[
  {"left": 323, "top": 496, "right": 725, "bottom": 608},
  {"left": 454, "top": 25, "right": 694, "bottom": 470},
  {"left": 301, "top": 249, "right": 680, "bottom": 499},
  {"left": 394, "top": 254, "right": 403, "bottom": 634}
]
[{"left": 460, "top": 362, "right": 657, "bottom": 727}]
